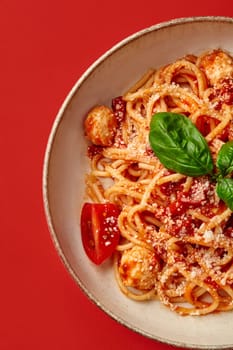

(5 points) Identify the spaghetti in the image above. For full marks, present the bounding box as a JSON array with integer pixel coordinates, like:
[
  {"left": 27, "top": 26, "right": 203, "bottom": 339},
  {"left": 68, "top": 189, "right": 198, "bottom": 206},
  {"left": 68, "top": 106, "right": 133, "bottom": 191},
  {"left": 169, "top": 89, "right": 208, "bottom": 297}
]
[{"left": 83, "top": 49, "right": 233, "bottom": 315}]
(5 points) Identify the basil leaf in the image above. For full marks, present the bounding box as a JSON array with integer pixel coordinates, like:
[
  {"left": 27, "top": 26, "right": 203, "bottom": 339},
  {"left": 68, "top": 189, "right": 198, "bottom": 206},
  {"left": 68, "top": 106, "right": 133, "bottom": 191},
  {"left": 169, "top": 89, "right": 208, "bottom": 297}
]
[
  {"left": 216, "top": 140, "right": 233, "bottom": 176},
  {"left": 149, "top": 112, "right": 213, "bottom": 177},
  {"left": 216, "top": 178, "right": 233, "bottom": 211}
]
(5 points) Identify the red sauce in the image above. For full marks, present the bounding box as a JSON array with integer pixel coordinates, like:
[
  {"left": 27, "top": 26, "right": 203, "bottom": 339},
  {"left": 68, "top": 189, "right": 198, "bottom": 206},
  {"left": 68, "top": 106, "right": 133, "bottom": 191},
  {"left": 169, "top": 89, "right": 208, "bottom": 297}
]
[
  {"left": 210, "top": 77, "right": 233, "bottom": 110},
  {"left": 87, "top": 144, "right": 103, "bottom": 159},
  {"left": 220, "top": 78, "right": 233, "bottom": 104},
  {"left": 196, "top": 115, "right": 219, "bottom": 136},
  {"left": 195, "top": 113, "right": 233, "bottom": 142},
  {"left": 112, "top": 96, "right": 126, "bottom": 124},
  {"left": 169, "top": 216, "right": 200, "bottom": 237},
  {"left": 204, "top": 276, "right": 220, "bottom": 290},
  {"left": 223, "top": 214, "right": 233, "bottom": 238},
  {"left": 120, "top": 262, "right": 136, "bottom": 281},
  {"left": 160, "top": 178, "right": 185, "bottom": 196},
  {"left": 156, "top": 177, "right": 219, "bottom": 238}
]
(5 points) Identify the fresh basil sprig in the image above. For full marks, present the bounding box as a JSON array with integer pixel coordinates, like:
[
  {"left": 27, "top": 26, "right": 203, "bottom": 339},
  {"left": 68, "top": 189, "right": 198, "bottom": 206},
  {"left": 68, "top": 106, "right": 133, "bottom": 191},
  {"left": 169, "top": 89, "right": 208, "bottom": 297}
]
[
  {"left": 216, "top": 140, "right": 233, "bottom": 177},
  {"left": 149, "top": 112, "right": 233, "bottom": 211},
  {"left": 215, "top": 140, "right": 233, "bottom": 210},
  {"left": 149, "top": 112, "right": 214, "bottom": 176},
  {"left": 216, "top": 178, "right": 233, "bottom": 211}
]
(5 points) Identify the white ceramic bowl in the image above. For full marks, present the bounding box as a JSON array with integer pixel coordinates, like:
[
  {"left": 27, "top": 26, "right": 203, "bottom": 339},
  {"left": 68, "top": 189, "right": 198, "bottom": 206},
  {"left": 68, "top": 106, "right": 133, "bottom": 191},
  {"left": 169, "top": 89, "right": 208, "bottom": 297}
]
[{"left": 43, "top": 16, "right": 233, "bottom": 349}]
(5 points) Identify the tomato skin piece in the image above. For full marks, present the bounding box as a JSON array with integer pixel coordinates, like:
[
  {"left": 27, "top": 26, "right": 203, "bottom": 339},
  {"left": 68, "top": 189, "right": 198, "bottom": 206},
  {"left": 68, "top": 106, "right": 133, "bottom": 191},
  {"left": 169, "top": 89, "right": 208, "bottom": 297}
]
[{"left": 80, "top": 202, "right": 121, "bottom": 265}]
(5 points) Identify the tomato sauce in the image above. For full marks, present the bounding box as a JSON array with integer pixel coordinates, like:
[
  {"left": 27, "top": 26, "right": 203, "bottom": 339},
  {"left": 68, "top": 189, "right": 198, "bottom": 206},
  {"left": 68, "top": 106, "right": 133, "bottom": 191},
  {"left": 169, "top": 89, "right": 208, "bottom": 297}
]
[{"left": 154, "top": 177, "right": 220, "bottom": 238}]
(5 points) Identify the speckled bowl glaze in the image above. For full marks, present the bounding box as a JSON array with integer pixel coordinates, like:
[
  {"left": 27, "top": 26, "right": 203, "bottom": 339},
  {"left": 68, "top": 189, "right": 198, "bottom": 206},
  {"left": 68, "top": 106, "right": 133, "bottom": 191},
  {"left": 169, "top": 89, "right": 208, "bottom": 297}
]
[{"left": 43, "top": 16, "right": 233, "bottom": 349}]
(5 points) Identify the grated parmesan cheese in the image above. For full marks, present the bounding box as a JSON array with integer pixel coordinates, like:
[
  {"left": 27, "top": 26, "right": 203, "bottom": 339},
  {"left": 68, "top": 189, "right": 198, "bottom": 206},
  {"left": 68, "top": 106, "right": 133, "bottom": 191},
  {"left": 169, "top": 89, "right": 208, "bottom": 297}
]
[{"left": 203, "top": 229, "right": 214, "bottom": 243}]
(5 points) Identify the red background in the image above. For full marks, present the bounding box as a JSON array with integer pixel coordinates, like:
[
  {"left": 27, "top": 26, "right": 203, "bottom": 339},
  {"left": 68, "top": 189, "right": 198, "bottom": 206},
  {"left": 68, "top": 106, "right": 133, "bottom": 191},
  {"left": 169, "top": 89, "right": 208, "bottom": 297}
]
[{"left": 1, "top": 2, "right": 233, "bottom": 349}]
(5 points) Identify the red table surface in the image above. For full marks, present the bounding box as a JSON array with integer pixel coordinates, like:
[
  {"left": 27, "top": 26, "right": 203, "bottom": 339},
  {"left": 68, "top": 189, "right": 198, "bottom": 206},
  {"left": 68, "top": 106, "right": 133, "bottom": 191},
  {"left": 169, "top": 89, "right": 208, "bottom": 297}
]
[{"left": 1, "top": 2, "right": 233, "bottom": 349}]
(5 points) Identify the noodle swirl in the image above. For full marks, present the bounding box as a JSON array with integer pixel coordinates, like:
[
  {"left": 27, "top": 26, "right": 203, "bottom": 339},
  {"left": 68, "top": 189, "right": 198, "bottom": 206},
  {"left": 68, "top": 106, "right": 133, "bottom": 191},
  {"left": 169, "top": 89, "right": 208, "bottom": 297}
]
[{"left": 84, "top": 49, "right": 233, "bottom": 315}]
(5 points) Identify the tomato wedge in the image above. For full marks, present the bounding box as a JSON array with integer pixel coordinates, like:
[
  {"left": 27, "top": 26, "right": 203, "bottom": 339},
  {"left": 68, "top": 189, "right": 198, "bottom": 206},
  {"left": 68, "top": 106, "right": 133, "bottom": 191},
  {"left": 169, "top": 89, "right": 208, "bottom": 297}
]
[{"left": 80, "top": 202, "right": 121, "bottom": 265}]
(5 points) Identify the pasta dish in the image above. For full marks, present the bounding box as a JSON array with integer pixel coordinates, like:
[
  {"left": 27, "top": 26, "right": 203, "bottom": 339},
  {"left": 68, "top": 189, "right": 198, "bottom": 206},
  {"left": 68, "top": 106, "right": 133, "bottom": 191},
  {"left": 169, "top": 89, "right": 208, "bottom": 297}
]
[{"left": 82, "top": 49, "right": 233, "bottom": 316}]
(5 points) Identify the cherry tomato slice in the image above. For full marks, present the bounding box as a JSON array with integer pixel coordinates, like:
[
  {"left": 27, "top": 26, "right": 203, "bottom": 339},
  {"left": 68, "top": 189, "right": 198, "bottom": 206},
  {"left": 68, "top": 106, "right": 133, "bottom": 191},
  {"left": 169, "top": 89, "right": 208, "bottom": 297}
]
[{"left": 80, "top": 202, "right": 121, "bottom": 265}]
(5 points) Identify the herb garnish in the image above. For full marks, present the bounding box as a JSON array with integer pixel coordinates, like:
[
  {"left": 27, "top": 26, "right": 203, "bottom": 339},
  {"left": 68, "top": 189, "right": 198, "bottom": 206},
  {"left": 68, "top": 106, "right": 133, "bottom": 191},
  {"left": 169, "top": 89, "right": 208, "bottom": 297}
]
[{"left": 149, "top": 112, "right": 233, "bottom": 210}]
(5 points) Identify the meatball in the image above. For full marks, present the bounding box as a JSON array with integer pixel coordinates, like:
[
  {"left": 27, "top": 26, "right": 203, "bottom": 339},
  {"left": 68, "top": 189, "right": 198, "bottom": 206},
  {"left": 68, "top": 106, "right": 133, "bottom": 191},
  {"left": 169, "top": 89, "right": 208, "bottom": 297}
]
[
  {"left": 198, "top": 49, "right": 233, "bottom": 86},
  {"left": 119, "top": 245, "right": 159, "bottom": 290},
  {"left": 84, "top": 105, "right": 117, "bottom": 146}
]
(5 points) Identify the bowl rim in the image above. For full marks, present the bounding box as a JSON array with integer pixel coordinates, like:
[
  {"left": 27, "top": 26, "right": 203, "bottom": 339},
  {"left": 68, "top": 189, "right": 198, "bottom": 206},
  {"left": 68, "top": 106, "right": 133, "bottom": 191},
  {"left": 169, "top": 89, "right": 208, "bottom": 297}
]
[{"left": 42, "top": 15, "right": 233, "bottom": 350}]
